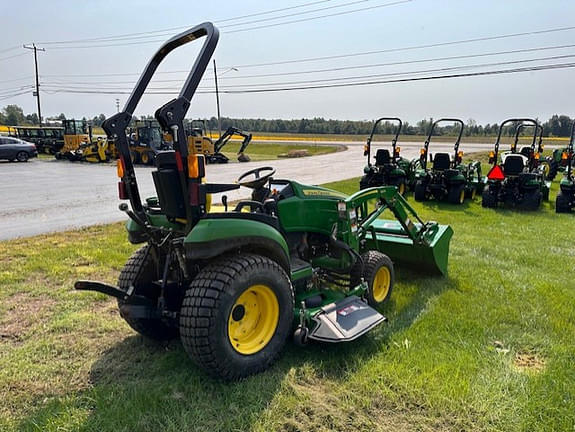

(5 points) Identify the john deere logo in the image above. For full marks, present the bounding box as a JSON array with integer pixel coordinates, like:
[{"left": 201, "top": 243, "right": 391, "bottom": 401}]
[{"left": 302, "top": 189, "right": 346, "bottom": 198}]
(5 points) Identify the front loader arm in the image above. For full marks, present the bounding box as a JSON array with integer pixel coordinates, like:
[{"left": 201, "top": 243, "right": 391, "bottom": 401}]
[{"left": 345, "top": 186, "right": 438, "bottom": 245}]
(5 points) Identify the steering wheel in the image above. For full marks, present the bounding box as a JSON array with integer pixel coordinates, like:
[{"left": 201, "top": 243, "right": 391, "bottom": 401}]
[{"left": 237, "top": 166, "right": 276, "bottom": 189}]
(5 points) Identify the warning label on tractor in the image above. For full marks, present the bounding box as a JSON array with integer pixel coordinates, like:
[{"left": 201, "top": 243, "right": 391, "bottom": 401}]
[{"left": 337, "top": 304, "right": 362, "bottom": 316}]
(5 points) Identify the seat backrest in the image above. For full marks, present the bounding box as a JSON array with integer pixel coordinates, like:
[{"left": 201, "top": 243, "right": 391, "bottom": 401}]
[
  {"left": 151, "top": 151, "right": 186, "bottom": 219},
  {"left": 375, "top": 149, "right": 391, "bottom": 166},
  {"left": 433, "top": 152, "right": 451, "bottom": 170},
  {"left": 503, "top": 154, "right": 525, "bottom": 176}
]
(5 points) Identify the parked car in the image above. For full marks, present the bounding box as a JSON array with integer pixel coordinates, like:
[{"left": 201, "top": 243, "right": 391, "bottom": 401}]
[{"left": 0, "top": 137, "right": 38, "bottom": 162}]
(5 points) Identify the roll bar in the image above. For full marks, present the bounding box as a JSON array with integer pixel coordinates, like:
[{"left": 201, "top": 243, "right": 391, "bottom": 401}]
[
  {"left": 364, "top": 117, "right": 402, "bottom": 165},
  {"left": 102, "top": 23, "right": 219, "bottom": 218},
  {"left": 567, "top": 120, "right": 575, "bottom": 179},
  {"left": 421, "top": 118, "right": 464, "bottom": 170},
  {"left": 492, "top": 118, "right": 538, "bottom": 166}
]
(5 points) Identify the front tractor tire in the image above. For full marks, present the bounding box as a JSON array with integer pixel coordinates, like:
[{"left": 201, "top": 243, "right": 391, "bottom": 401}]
[
  {"left": 179, "top": 254, "right": 294, "bottom": 380},
  {"left": 354, "top": 251, "right": 394, "bottom": 308},
  {"left": 448, "top": 184, "right": 466, "bottom": 205},
  {"left": 117, "top": 246, "right": 179, "bottom": 341}
]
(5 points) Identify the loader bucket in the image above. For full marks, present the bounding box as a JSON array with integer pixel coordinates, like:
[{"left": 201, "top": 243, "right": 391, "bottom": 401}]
[{"left": 363, "top": 219, "right": 453, "bottom": 276}]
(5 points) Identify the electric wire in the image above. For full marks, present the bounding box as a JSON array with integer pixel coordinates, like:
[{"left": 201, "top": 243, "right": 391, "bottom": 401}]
[
  {"left": 37, "top": 61, "right": 575, "bottom": 96},
  {"left": 36, "top": 0, "right": 335, "bottom": 45},
  {"left": 38, "top": 43, "right": 575, "bottom": 85},
  {"left": 38, "top": 54, "right": 575, "bottom": 92}
]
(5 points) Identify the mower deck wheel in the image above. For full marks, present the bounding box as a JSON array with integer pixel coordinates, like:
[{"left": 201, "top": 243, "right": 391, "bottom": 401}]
[{"left": 179, "top": 253, "right": 294, "bottom": 380}]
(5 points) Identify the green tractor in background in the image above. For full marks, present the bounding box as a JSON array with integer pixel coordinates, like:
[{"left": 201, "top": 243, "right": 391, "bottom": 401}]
[
  {"left": 556, "top": 120, "right": 575, "bottom": 213},
  {"left": 359, "top": 117, "right": 411, "bottom": 194},
  {"left": 74, "top": 23, "right": 454, "bottom": 380},
  {"left": 413, "top": 118, "right": 484, "bottom": 204},
  {"left": 482, "top": 118, "right": 550, "bottom": 210}
]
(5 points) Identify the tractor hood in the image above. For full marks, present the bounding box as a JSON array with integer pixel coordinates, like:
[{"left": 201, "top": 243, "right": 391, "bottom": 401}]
[{"left": 288, "top": 181, "right": 347, "bottom": 200}]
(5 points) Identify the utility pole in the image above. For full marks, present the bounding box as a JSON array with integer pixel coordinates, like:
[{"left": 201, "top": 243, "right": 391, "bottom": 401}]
[
  {"left": 116, "top": 98, "right": 120, "bottom": 113},
  {"left": 23, "top": 44, "right": 45, "bottom": 126},
  {"left": 213, "top": 59, "right": 221, "bottom": 138}
]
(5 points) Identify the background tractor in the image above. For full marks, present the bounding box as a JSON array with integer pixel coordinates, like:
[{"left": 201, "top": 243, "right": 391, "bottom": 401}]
[
  {"left": 75, "top": 23, "right": 453, "bottom": 380},
  {"left": 359, "top": 117, "right": 411, "bottom": 194},
  {"left": 128, "top": 120, "right": 171, "bottom": 165},
  {"left": 55, "top": 119, "right": 113, "bottom": 163},
  {"left": 482, "top": 118, "right": 550, "bottom": 210},
  {"left": 412, "top": 118, "right": 484, "bottom": 204},
  {"left": 187, "top": 120, "right": 252, "bottom": 163},
  {"left": 556, "top": 121, "right": 575, "bottom": 213}
]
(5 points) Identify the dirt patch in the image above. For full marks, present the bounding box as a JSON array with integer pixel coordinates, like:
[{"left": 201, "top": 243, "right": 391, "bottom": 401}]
[
  {"left": 0, "top": 293, "right": 56, "bottom": 343},
  {"left": 514, "top": 352, "right": 546, "bottom": 373}
]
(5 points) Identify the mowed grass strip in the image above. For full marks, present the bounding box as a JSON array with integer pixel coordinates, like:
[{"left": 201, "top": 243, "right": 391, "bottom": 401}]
[
  {"left": 36, "top": 141, "right": 340, "bottom": 163},
  {"left": 0, "top": 177, "right": 574, "bottom": 431}
]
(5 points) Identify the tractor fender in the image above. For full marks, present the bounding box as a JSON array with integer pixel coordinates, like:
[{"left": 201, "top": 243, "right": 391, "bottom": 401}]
[{"left": 184, "top": 217, "right": 290, "bottom": 271}]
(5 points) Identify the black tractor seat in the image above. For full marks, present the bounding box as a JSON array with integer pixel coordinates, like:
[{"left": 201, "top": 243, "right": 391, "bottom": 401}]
[
  {"left": 151, "top": 151, "right": 186, "bottom": 219},
  {"left": 375, "top": 149, "right": 392, "bottom": 166},
  {"left": 503, "top": 155, "right": 525, "bottom": 176},
  {"left": 433, "top": 153, "right": 451, "bottom": 171}
]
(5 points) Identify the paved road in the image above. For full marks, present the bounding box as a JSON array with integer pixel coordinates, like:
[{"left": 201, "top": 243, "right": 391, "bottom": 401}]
[{"left": 0, "top": 141, "right": 496, "bottom": 240}]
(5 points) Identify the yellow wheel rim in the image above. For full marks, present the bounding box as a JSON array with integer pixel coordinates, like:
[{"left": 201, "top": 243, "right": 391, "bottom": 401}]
[
  {"left": 141, "top": 153, "right": 149, "bottom": 164},
  {"left": 372, "top": 267, "right": 391, "bottom": 303},
  {"left": 459, "top": 189, "right": 465, "bottom": 204},
  {"left": 398, "top": 182, "right": 406, "bottom": 195},
  {"left": 228, "top": 284, "right": 279, "bottom": 355}
]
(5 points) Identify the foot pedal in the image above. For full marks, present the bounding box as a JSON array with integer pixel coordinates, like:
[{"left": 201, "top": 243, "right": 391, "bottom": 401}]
[{"left": 307, "top": 296, "right": 387, "bottom": 343}]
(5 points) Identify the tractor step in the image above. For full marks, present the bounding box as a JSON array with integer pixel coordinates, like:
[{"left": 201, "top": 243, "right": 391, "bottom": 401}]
[{"left": 307, "top": 295, "right": 386, "bottom": 343}]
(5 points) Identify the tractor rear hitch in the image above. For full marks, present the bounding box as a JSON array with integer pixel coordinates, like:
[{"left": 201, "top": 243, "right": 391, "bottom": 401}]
[{"left": 75, "top": 280, "right": 131, "bottom": 300}]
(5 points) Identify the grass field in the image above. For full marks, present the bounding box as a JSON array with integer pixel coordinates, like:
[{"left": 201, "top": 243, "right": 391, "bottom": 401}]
[
  {"left": 35, "top": 141, "right": 341, "bottom": 162},
  {"left": 0, "top": 176, "right": 573, "bottom": 431}
]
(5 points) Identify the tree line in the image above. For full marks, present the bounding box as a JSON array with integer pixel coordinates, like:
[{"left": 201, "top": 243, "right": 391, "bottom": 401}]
[{"left": 1, "top": 104, "right": 573, "bottom": 137}]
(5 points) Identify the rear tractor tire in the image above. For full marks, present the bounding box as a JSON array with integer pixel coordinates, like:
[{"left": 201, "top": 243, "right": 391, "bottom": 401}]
[
  {"left": 448, "top": 184, "right": 466, "bottom": 205},
  {"left": 117, "top": 246, "right": 179, "bottom": 341},
  {"left": 482, "top": 187, "right": 498, "bottom": 208},
  {"left": 414, "top": 181, "right": 427, "bottom": 202},
  {"left": 521, "top": 190, "right": 542, "bottom": 211},
  {"left": 179, "top": 254, "right": 294, "bottom": 380},
  {"left": 555, "top": 191, "right": 572, "bottom": 213}
]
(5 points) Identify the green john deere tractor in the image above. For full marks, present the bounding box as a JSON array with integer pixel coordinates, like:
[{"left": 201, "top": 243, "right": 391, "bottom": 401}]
[
  {"left": 556, "top": 121, "right": 575, "bottom": 213},
  {"left": 74, "top": 23, "right": 453, "bottom": 380},
  {"left": 482, "top": 118, "right": 550, "bottom": 210},
  {"left": 413, "top": 118, "right": 484, "bottom": 204},
  {"left": 359, "top": 117, "right": 411, "bottom": 194}
]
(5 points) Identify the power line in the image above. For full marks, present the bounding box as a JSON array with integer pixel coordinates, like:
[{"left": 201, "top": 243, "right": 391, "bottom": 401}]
[
  {"left": 38, "top": 52, "right": 575, "bottom": 92},
  {"left": 38, "top": 24, "right": 575, "bottom": 78},
  {"left": 219, "top": 62, "right": 575, "bottom": 94},
  {"left": 225, "top": 0, "right": 411, "bottom": 34},
  {"left": 0, "top": 52, "right": 28, "bottom": 62},
  {"left": 37, "top": 62, "right": 575, "bottom": 96},
  {"left": 39, "top": 55, "right": 575, "bottom": 94},
  {"left": 41, "top": 42, "right": 575, "bottom": 85},
  {"left": 36, "top": 0, "right": 334, "bottom": 45},
  {"left": 220, "top": 0, "right": 376, "bottom": 29},
  {"left": 43, "top": 0, "right": 411, "bottom": 49}
]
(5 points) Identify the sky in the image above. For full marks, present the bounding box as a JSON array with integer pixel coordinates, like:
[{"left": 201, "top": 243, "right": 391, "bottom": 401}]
[{"left": 1, "top": 0, "right": 575, "bottom": 125}]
